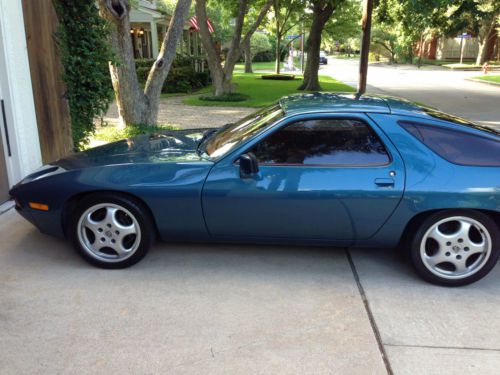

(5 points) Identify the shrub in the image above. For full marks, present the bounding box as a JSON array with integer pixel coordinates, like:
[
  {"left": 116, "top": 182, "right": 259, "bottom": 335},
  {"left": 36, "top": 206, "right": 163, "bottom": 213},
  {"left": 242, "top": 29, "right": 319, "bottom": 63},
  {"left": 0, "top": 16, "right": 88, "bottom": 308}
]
[
  {"left": 261, "top": 74, "right": 296, "bottom": 80},
  {"left": 136, "top": 66, "right": 151, "bottom": 83},
  {"left": 162, "top": 67, "right": 210, "bottom": 93},
  {"left": 199, "top": 93, "right": 249, "bottom": 102},
  {"left": 54, "top": 0, "right": 115, "bottom": 150},
  {"left": 135, "top": 56, "right": 211, "bottom": 93},
  {"left": 253, "top": 51, "right": 274, "bottom": 62},
  {"left": 135, "top": 58, "right": 156, "bottom": 69}
]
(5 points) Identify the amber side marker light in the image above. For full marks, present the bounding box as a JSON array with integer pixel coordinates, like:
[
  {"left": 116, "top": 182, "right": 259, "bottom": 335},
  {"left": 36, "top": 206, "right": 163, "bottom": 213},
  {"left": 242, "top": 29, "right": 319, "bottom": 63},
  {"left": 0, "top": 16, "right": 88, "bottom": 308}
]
[{"left": 28, "top": 202, "right": 49, "bottom": 211}]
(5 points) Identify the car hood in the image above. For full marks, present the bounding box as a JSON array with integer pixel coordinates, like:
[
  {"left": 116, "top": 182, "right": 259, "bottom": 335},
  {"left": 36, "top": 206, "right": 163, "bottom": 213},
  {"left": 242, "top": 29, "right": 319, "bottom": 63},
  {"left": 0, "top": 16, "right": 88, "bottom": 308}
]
[{"left": 52, "top": 128, "right": 212, "bottom": 170}]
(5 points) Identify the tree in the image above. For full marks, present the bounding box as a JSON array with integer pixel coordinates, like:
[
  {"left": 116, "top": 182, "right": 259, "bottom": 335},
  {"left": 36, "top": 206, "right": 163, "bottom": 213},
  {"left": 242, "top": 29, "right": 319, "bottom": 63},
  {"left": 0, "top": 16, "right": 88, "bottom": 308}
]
[
  {"left": 375, "top": 0, "right": 451, "bottom": 65},
  {"left": 322, "top": 0, "right": 361, "bottom": 52},
  {"left": 195, "top": 0, "right": 273, "bottom": 96},
  {"left": 243, "top": 32, "right": 272, "bottom": 73},
  {"left": 270, "top": 0, "right": 304, "bottom": 74},
  {"left": 98, "top": 0, "right": 191, "bottom": 127},
  {"left": 444, "top": 0, "right": 499, "bottom": 65},
  {"left": 371, "top": 26, "right": 398, "bottom": 63},
  {"left": 299, "top": 0, "right": 345, "bottom": 91}
]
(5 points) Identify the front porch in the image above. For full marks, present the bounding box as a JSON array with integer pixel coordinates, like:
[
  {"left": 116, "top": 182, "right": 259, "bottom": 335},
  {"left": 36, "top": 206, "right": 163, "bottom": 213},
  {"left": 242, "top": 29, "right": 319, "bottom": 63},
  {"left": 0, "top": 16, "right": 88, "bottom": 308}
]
[{"left": 129, "top": 2, "right": 203, "bottom": 60}]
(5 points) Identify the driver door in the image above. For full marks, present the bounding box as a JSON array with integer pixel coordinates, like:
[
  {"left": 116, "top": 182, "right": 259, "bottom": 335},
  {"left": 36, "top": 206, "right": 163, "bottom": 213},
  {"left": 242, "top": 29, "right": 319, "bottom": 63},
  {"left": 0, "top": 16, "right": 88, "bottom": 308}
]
[{"left": 201, "top": 114, "right": 405, "bottom": 242}]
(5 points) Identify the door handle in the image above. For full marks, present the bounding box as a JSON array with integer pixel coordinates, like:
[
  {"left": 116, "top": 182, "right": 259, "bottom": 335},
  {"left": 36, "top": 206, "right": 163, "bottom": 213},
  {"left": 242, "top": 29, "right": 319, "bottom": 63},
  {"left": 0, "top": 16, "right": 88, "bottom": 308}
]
[{"left": 374, "top": 178, "right": 395, "bottom": 187}]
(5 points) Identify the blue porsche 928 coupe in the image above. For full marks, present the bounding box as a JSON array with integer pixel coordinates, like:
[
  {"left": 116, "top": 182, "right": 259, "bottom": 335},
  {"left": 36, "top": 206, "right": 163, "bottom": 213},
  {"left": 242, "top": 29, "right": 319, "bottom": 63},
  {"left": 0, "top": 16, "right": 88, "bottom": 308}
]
[{"left": 10, "top": 93, "right": 500, "bottom": 286}]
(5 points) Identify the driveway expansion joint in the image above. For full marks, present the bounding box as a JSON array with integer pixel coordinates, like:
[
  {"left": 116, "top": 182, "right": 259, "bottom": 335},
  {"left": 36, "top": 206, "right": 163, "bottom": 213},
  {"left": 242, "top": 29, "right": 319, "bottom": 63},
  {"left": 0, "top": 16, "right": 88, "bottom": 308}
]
[
  {"left": 346, "top": 248, "right": 394, "bottom": 375},
  {"left": 384, "top": 343, "right": 500, "bottom": 352}
]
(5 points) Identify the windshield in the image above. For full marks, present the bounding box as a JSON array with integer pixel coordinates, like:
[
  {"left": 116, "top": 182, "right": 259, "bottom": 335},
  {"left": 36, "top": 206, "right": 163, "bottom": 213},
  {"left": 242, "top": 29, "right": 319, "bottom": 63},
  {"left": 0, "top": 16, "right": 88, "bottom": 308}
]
[{"left": 202, "top": 104, "right": 285, "bottom": 158}]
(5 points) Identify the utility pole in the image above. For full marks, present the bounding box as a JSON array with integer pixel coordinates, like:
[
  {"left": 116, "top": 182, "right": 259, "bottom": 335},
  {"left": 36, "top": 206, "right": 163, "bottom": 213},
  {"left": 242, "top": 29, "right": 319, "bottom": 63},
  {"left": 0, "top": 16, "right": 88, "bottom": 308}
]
[{"left": 357, "top": 0, "right": 373, "bottom": 95}]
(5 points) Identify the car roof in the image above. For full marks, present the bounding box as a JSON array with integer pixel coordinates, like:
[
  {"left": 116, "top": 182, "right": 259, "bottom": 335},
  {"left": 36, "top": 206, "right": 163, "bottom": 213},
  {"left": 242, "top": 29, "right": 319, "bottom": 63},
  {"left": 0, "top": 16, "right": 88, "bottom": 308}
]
[
  {"left": 279, "top": 92, "right": 393, "bottom": 116},
  {"left": 278, "top": 92, "right": 500, "bottom": 137}
]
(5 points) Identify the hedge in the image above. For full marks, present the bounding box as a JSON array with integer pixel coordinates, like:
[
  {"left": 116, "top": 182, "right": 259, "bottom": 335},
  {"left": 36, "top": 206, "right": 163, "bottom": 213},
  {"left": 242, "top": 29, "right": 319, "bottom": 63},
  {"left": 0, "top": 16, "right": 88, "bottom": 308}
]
[{"left": 135, "top": 57, "right": 210, "bottom": 93}]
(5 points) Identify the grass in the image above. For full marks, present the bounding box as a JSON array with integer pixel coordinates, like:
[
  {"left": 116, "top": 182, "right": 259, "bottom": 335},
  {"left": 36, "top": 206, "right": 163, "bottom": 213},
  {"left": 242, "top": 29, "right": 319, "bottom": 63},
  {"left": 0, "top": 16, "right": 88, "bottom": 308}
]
[
  {"left": 473, "top": 75, "right": 500, "bottom": 83},
  {"left": 414, "top": 58, "right": 461, "bottom": 66},
  {"left": 160, "top": 86, "right": 212, "bottom": 98},
  {"left": 235, "top": 57, "right": 302, "bottom": 72},
  {"left": 199, "top": 93, "right": 249, "bottom": 102},
  {"left": 183, "top": 73, "right": 354, "bottom": 108},
  {"left": 333, "top": 53, "right": 360, "bottom": 59},
  {"left": 443, "top": 62, "right": 500, "bottom": 70},
  {"left": 93, "top": 123, "right": 179, "bottom": 143},
  {"left": 235, "top": 61, "right": 281, "bottom": 72}
]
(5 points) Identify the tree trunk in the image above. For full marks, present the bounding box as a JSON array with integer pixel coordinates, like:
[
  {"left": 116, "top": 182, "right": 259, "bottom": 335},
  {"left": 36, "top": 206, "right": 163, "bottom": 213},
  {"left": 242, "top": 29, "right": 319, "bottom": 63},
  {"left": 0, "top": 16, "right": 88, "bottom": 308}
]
[
  {"left": 275, "top": 35, "right": 281, "bottom": 74},
  {"left": 98, "top": 0, "right": 191, "bottom": 126},
  {"left": 143, "top": 0, "right": 192, "bottom": 122},
  {"left": 243, "top": 37, "right": 253, "bottom": 73},
  {"left": 483, "top": 25, "right": 498, "bottom": 62},
  {"left": 98, "top": 0, "right": 146, "bottom": 127},
  {"left": 297, "top": 2, "right": 335, "bottom": 91},
  {"left": 417, "top": 32, "right": 424, "bottom": 68},
  {"left": 476, "top": 17, "right": 498, "bottom": 65},
  {"left": 196, "top": 0, "right": 272, "bottom": 96},
  {"left": 298, "top": 2, "right": 334, "bottom": 91}
]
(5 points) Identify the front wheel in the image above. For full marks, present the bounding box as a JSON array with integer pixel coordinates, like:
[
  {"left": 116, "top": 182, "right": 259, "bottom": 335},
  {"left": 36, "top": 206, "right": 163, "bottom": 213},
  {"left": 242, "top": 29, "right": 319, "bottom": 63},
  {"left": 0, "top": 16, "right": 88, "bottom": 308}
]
[
  {"left": 410, "top": 210, "right": 499, "bottom": 286},
  {"left": 68, "top": 193, "right": 155, "bottom": 269}
]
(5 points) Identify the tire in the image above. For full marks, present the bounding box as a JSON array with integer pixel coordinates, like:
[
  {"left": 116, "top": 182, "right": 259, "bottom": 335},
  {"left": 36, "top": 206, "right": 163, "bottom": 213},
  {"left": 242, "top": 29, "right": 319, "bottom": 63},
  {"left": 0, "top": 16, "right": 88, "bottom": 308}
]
[
  {"left": 410, "top": 210, "right": 499, "bottom": 286},
  {"left": 68, "top": 193, "right": 155, "bottom": 269}
]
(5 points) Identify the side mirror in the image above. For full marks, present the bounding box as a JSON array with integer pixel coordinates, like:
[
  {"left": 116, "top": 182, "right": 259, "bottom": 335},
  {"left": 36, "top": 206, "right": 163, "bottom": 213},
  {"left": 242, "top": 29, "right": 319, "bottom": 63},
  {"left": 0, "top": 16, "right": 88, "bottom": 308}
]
[{"left": 239, "top": 153, "right": 259, "bottom": 178}]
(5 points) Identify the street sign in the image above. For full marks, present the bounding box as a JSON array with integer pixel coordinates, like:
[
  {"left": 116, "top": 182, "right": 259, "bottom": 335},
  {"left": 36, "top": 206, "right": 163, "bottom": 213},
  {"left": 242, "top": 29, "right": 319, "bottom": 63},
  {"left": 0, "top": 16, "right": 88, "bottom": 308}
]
[
  {"left": 286, "top": 35, "right": 299, "bottom": 39},
  {"left": 457, "top": 33, "right": 471, "bottom": 64}
]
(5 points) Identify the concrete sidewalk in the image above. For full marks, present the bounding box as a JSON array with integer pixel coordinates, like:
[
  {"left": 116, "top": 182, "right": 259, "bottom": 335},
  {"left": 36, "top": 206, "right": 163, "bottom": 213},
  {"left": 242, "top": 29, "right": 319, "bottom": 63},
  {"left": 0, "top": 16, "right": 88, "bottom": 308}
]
[{"left": 1, "top": 208, "right": 499, "bottom": 374}]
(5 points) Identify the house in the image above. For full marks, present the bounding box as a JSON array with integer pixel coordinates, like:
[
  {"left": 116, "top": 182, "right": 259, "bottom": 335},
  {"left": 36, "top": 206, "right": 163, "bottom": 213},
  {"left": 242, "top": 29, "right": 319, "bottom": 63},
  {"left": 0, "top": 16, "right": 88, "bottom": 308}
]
[
  {"left": 422, "top": 34, "right": 499, "bottom": 62},
  {"left": 130, "top": 0, "right": 203, "bottom": 60}
]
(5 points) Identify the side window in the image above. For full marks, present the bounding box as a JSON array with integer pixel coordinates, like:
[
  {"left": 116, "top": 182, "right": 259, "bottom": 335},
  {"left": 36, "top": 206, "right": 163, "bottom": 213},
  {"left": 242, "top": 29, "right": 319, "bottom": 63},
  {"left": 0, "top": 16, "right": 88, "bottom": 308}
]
[
  {"left": 399, "top": 121, "right": 500, "bottom": 167},
  {"left": 249, "top": 118, "right": 390, "bottom": 166}
]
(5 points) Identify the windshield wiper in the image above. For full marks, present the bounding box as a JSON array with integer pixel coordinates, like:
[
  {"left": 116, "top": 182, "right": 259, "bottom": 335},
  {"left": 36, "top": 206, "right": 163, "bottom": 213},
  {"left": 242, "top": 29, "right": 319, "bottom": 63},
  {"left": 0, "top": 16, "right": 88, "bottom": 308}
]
[
  {"left": 196, "top": 128, "right": 217, "bottom": 156},
  {"left": 196, "top": 123, "right": 234, "bottom": 157}
]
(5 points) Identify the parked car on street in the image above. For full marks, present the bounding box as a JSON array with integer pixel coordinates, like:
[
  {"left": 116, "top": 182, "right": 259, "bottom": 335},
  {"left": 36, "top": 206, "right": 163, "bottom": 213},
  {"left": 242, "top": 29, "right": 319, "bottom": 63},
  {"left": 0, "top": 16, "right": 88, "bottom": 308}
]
[
  {"left": 319, "top": 51, "right": 328, "bottom": 64},
  {"left": 10, "top": 93, "right": 500, "bottom": 286}
]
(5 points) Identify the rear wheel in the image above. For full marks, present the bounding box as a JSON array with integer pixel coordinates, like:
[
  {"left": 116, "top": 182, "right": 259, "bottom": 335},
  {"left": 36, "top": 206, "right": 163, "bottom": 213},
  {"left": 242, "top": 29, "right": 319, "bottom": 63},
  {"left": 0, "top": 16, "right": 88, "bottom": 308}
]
[
  {"left": 410, "top": 210, "right": 499, "bottom": 286},
  {"left": 68, "top": 193, "right": 155, "bottom": 268}
]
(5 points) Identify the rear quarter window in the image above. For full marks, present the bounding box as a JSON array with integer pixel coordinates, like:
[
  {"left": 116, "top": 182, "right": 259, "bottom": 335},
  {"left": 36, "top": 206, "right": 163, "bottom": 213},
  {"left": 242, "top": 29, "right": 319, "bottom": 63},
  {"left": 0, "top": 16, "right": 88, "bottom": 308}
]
[{"left": 399, "top": 121, "right": 500, "bottom": 167}]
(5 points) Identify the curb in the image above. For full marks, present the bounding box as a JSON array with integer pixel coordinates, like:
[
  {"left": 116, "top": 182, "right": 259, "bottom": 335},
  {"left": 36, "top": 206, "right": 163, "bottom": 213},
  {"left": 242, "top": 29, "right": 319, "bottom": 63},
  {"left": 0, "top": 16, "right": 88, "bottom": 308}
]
[{"left": 466, "top": 78, "right": 500, "bottom": 86}]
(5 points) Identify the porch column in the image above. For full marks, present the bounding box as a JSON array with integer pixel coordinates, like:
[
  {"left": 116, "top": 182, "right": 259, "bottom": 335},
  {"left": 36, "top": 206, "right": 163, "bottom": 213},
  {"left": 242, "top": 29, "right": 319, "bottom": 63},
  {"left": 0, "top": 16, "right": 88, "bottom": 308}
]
[{"left": 150, "top": 20, "right": 159, "bottom": 58}]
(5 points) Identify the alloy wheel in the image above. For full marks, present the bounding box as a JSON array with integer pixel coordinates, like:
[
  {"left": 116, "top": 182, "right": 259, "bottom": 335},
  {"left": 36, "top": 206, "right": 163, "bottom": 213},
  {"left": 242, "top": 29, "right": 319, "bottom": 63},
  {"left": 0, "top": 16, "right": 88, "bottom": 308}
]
[
  {"left": 420, "top": 216, "right": 492, "bottom": 280},
  {"left": 77, "top": 203, "right": 142, "bottom": 263}
]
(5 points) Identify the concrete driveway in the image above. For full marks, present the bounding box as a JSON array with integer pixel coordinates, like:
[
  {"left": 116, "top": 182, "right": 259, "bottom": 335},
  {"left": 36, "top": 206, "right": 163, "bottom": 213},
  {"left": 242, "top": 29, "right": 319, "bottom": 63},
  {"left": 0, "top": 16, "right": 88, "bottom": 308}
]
[
  {"left": 2, "top": 207, "right": 500, "bottom": 374},
  {"left": 321, "top": 58, "right": 500, "bottom": 130}
]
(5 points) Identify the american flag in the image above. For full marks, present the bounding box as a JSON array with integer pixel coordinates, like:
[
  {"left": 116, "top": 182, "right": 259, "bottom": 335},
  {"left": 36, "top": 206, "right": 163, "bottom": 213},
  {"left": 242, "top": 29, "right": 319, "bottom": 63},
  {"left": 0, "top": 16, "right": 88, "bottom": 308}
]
[{"left": 189, "top": 16, "right": 215, "bottom": 33}]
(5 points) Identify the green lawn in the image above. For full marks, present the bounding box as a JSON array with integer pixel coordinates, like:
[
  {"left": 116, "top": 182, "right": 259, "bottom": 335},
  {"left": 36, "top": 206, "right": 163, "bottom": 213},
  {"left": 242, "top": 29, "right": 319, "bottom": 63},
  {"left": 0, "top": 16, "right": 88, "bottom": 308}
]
[
  {"left": 235, "top": 57, "right": 303, "bottom": 72},
  {"left": 443, "top": 62, "right": 500, "bottom": 70},
  {"left": 415, "top": 58, "right": 460, "bottom": 66},
  {"left": 235, "top": 61, "right": 281, "bottom": 72},
  {"left": 183, "top": 73, "right": 354, "bottom": 108},
  {"left": 473, "top": 75, "right": 500, "bottom": 83}
]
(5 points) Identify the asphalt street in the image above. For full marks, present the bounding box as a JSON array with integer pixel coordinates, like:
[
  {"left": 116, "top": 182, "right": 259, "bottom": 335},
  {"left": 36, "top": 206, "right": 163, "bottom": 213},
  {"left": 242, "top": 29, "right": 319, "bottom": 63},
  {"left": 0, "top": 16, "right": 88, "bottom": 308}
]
[{"left": 321, "top": 58, "right": 500, "bottom": 130}]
